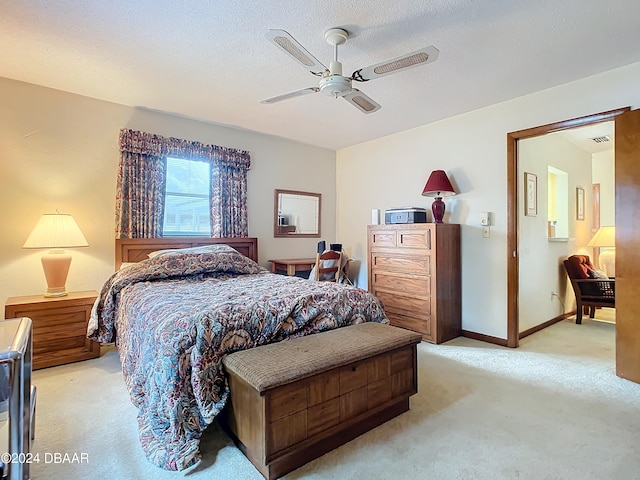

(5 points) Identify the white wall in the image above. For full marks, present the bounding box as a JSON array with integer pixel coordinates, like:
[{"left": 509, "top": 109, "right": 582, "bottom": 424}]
[
  {"left": 0, "top": 78, "right": 336, "bottom": 316},
  {"left": 592, "top": 150, "right": 615, "bottom": 227},
  {"left": 3, "top": 62, "right": 639, "bottom": 336},
  {"left": 518, "top": 134, "right": 593, "bottom": 331},
  {"left": 336, "top": 61, "right": 640, "bottom": 340}
]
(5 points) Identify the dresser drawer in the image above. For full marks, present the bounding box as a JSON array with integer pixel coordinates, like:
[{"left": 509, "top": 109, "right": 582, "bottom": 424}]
[
  {"left": 397, "top": 229, "right": 431, "bottom": 249},
  {"left": 369, "top": 228, "right": 432, "bottom": 250},
  {"left": 374, "top": 290, "right": 431, "bottom": 318},
  {"left": 371, "top": 271, "right": 430, "bottom": 297},
  {"left": 370, "top": 252, "right": 430, "bottom": 274},
  {"left": 386, "top": 311, "right": 431, "bottom": 336},
  {"left": 369, "top": 230, "right": 397, "bottom": 248}
]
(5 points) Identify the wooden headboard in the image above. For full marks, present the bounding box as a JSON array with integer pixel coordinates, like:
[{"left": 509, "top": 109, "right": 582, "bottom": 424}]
[{"left": 115, "top": 237, "right": 259, "bottom": 270}]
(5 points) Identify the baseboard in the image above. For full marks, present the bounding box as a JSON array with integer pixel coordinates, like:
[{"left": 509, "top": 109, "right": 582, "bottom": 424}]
[
  {"left": 461, "top": 330, "right": 508, "bottom": 347},
  {"left": 461, "top": 311, "right": 576, "bottom": 347},
  {"left": 519, "top": 312, "right": 575, "bottom": 339}
]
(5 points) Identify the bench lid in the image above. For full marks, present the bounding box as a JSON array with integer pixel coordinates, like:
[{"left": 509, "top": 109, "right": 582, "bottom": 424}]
[{"left": 223, "top": 322, "right": 421, "bottom": 393}]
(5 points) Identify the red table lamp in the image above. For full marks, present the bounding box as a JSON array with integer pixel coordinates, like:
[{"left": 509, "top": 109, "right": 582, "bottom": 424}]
[{"left": 421, "top": 170, "right": 456, "bottom": 223}]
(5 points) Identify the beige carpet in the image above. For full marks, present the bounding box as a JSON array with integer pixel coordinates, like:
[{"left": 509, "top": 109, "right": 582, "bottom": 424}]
[{"left": 28, "top": 315, "right": 640, "bottom": 479}]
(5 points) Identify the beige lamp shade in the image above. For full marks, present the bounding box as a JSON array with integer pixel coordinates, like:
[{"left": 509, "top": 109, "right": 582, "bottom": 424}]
[
  {"left": 23, "top": 213, "right": 89, "bottom": 297},
  {"left": 587, "top": 225, "right": 615, "bottom": 277},
  {"left": 587, "top": 226, "right": 615, "bottom": 247}
]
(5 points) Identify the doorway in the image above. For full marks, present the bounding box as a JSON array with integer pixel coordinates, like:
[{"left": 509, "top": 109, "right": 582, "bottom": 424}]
[{"left": 505, "top": 107, "right": 629, "bottom": 348}]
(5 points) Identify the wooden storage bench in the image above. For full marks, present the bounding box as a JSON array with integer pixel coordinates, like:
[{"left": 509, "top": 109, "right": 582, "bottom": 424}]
[{"left": 221, "top": 322, "right": 422, "bottom": 479}]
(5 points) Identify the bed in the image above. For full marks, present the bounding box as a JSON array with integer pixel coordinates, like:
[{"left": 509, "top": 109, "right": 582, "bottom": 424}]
[{"left": 89, "top": 237, "right": 388, "bottom": 471}]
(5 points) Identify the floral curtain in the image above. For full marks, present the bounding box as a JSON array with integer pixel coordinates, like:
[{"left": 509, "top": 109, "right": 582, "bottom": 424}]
[
  {"left": 211, "top": 163, "right": 249, "bottom": 237},
  {"left": 116, "top": 129, "right": 251, "bottom": 238},
  {"left": 115, "top": 150, "right": 166, "bottom": 239}
]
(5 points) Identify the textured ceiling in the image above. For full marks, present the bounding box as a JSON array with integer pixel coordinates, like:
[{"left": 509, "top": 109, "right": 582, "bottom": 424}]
[{"left": 1, "top": 0, "right": 639, "bottom": 150}]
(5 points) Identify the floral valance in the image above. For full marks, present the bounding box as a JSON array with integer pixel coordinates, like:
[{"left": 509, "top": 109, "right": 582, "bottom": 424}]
[{"left": 119, "top": 129, "right": 251, "bottom": 170}]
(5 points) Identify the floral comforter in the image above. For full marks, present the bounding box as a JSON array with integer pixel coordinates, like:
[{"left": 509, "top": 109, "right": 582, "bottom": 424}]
[{"left": 88, "top": 245, "right": 388, "bottom": 471}]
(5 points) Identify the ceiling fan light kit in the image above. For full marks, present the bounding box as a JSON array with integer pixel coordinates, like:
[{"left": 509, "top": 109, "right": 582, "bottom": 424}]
[{"left": 262, "top": 27, "right": 439, "bottom": 114}]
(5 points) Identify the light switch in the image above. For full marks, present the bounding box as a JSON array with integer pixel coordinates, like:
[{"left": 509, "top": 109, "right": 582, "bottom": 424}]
[{"left": 481, "top": 212, "right": 490, "bottom": 226}]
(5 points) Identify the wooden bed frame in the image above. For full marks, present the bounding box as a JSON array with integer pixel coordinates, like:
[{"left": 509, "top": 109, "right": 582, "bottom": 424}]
[{"left": 115, "top": 237, "right": 259, "bottom": 269}]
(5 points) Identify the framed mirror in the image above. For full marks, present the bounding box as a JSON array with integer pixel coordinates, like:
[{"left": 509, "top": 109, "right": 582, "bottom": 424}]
[{"left": 274, "top": 189, "right": 321, "bottom": 238}]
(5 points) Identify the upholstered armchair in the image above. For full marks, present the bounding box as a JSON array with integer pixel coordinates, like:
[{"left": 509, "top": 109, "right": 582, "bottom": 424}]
[{"left": 563, "top": 255, "right": 615, "bottom": 324}]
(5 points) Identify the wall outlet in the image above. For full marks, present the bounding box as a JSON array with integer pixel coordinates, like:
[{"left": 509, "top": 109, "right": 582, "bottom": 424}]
[{"left": 482, "top": 226, "right": 490, "bottom": 238}]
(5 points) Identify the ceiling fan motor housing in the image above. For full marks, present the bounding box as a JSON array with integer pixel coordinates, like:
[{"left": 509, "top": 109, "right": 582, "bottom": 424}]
[
  {"left": 319, "top": 60, "right": 352, "bottom": 97},
  {"left": 319, "top": 75, "right": 352, "bottom": 97}
]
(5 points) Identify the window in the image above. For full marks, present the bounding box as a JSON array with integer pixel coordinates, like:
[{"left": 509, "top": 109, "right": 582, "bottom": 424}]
[
  {"left": 163, "top": 158, "right": 211, "bottom": 236},
  {"left": 117, "top": 129, "right": 250, "bottom": 238}
]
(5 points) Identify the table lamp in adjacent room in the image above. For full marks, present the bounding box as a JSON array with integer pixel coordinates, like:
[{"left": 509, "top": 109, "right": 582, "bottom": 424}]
[
  {"left": 23, "top": 212, "right": 89, "bottom": 297},
  {"left": 587, "top": 225, "right": 615, "bottom": 277},
  {"left": 421, "top": 170, "right": 456, "bottom": 223}
]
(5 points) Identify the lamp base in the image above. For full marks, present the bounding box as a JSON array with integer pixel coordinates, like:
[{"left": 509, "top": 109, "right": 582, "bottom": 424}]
[
  {"left": 41, "top": 250, "right": 71, "bottom": 297},
  {"left": 431, "top": 197, "right": 445, "bottom": 223},
  {"left": 44, "top": 290, "right": 69, "bottom": 298}
]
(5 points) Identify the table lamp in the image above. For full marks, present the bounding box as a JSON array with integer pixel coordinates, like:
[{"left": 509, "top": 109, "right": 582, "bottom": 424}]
[
  {"left": 421, "top": 170, "right": 456, "bottom": 223},
  {"left": 587, "top": 225, "right": 615, "bottom": 277},
  {"left": 23, "top": 213, "right": 89, "bottom": 297}
]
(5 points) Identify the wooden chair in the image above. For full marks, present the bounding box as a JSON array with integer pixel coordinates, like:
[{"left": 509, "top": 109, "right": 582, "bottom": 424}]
[
  {"left": 313, "top": 250, "right": 343, "bottom": 282},
  {"left": 563, "top": 255, "right": 615, "bottom": 324}
]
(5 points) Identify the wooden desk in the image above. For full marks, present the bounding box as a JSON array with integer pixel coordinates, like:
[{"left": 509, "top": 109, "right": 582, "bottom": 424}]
[
  {"left": 269, "top": 258, "right": 315, "bottom": 276},
  {"left": 269, "top": 257, "right": 351, "bottom": 281}
]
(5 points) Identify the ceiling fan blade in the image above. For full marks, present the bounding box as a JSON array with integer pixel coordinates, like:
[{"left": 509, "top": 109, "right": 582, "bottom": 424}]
[
  {"left": 266, "top": 29, "right": 327, "bottom": 75},
  {"left": 260, "top": 87, "right": 320, "bottom": 104},
  {"left": 342, "top": 89, "right": 381, "bottom": 114},
  {"left": 351, "top": 46, "right": 439, "bottom": 82}
]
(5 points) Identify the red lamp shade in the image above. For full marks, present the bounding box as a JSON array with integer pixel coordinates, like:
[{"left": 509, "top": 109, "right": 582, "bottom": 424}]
[{"left": 421, "top": 170, "right": 456, "bottom": 223}]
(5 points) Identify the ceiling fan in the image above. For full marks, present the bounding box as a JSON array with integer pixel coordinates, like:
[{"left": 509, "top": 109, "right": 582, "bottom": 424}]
[{"left": 261, "top": 28, "right": 439, "bottom": 114}]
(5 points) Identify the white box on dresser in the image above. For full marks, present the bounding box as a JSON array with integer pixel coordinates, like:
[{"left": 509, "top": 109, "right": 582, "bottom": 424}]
[{"left": 367, "top": 223, "right": 461, "bottom": 344}]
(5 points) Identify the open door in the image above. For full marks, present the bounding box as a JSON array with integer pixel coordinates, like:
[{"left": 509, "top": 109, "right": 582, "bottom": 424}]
[
  {"left": 615, "top": 108, "right": 640, "bottom": 383},
  {"left": 506, "top": 107, "right": 628, "bottom": 348}
]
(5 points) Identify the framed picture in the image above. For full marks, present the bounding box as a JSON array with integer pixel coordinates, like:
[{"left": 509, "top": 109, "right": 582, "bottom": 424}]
[
  {"left": 576, "top": 187, "right": 585, "bottom": 220},
  {"left": 524, "top": 172, "right": 537, "bottom": 216}
]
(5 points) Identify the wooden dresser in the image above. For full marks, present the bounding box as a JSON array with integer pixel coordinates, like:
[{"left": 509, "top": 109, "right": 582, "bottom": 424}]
[{"left": 367, "top": 223, "right": 461, "bottom": 344}]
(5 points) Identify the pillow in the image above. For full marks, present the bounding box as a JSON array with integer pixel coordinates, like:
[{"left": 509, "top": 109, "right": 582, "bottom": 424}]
[
  {"left": 119, "top": 262, "right": 137, "bottom": 270},
  {"left": 587, "top": 268, "right": 609, "bottom": 279},
  {"left": 147, "top": 244, "right": 232, "bottom": 258}
]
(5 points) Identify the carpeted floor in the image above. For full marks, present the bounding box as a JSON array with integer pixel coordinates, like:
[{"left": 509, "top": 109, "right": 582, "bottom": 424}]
[{"left": 27, "top": 313, "right": 640, "bottom": 479}]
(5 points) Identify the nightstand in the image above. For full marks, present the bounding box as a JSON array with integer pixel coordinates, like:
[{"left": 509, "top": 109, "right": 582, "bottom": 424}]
[{"left": 4, "top": 290, "right": 100, "bottom": 369}]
